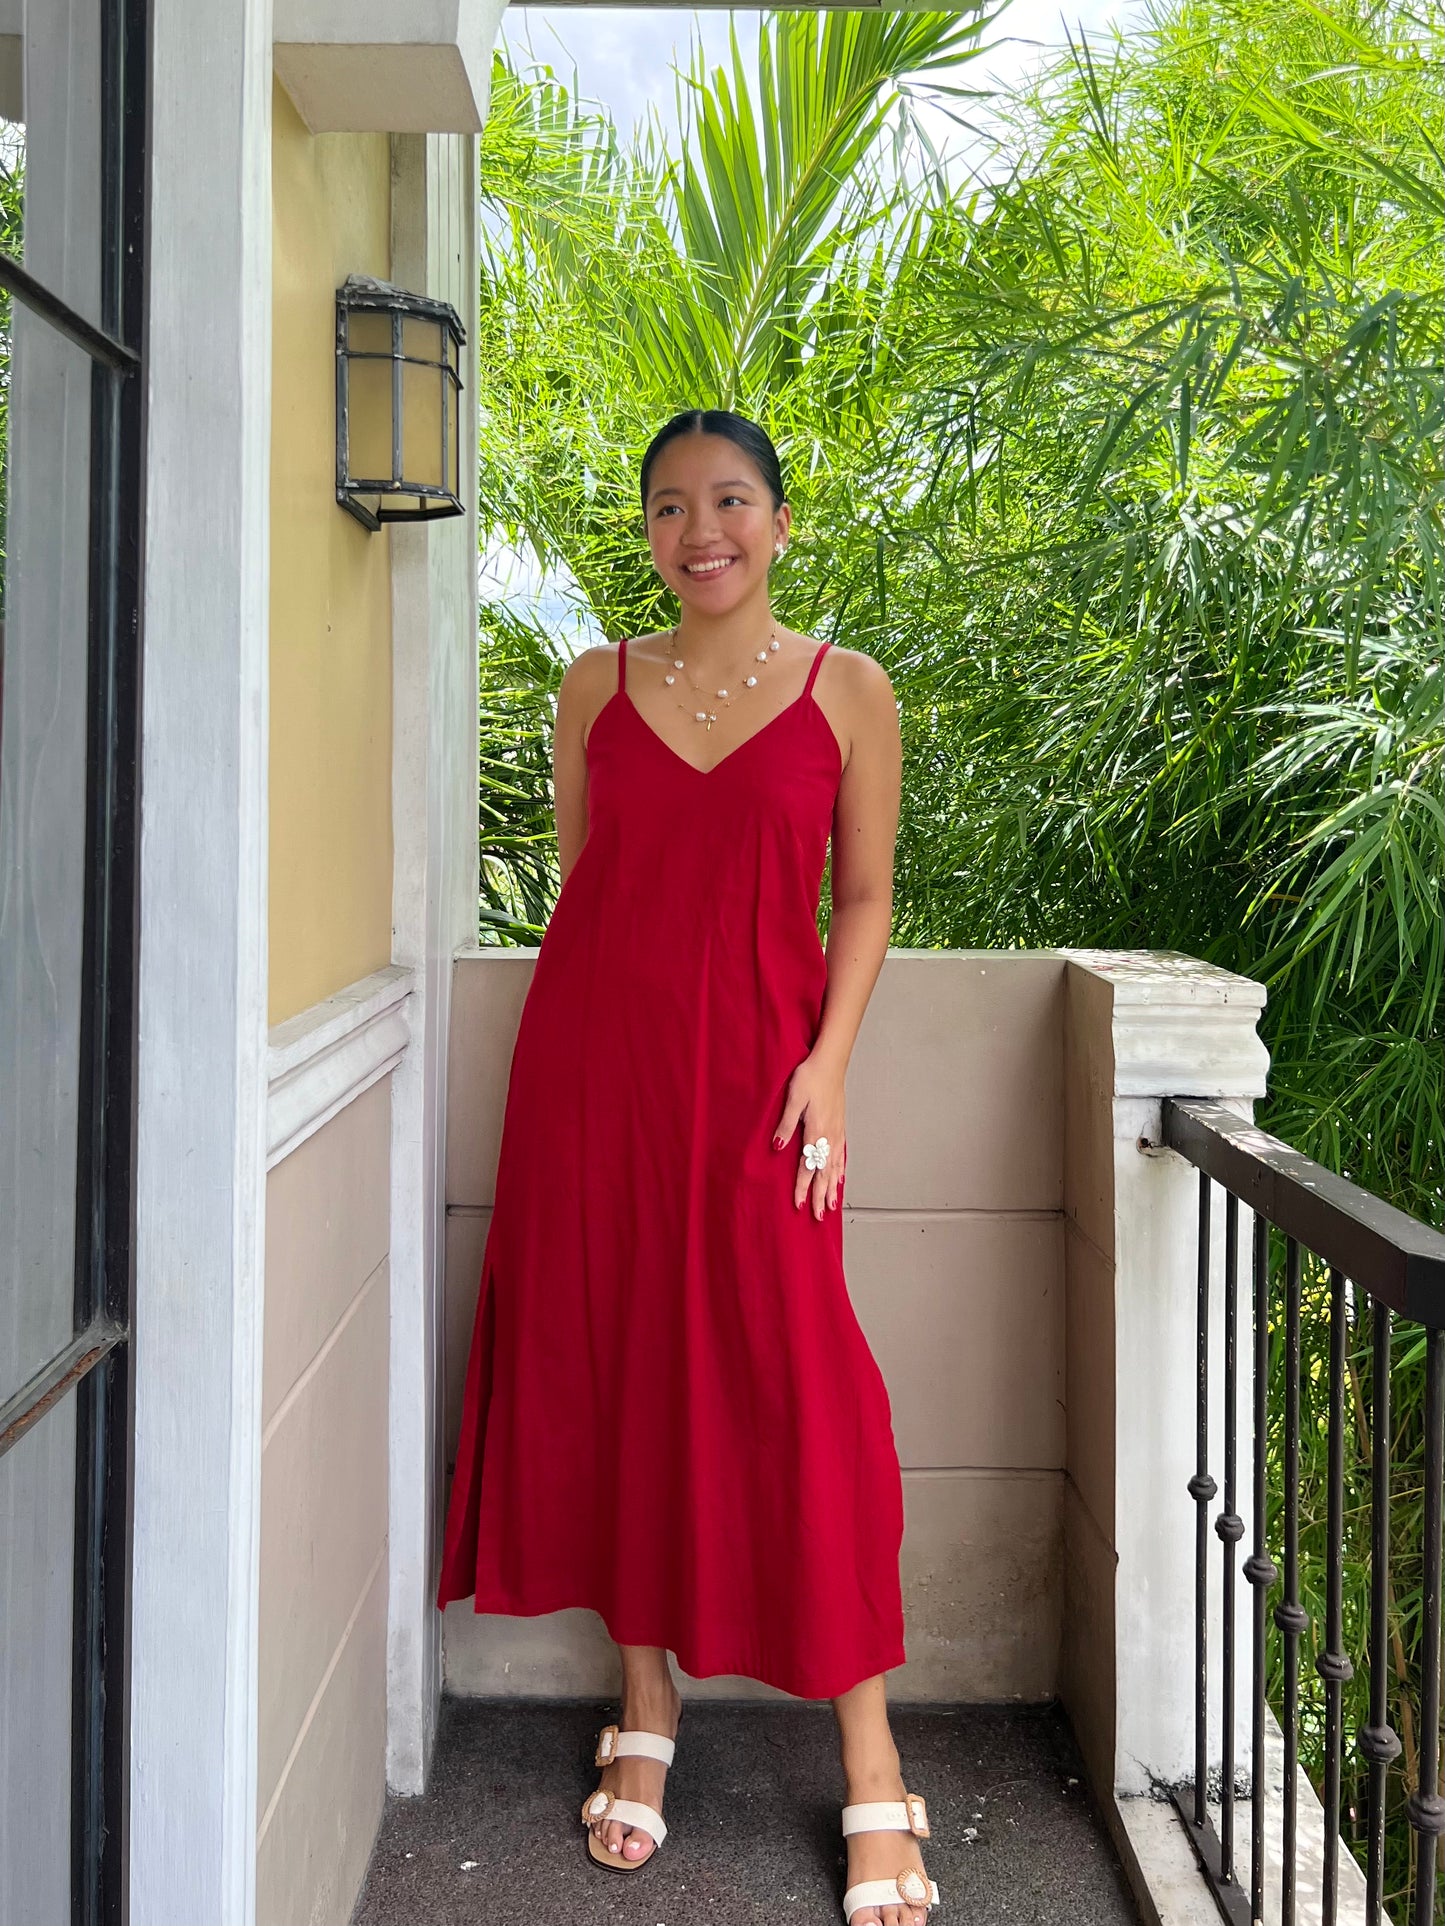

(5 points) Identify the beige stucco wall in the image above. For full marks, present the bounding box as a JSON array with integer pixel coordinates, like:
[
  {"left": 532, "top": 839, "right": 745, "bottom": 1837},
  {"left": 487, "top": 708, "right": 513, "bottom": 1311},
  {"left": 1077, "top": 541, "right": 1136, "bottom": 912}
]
[
  {"left": 440, "top": 948, "right": 1073, "bottom": 1702},
  {"left": 258, "top": 1079, "right": 391, "bottom": 1926},
  {"left": 268, "top": 78, "right": 394, "bottom": 1027},
  {"left": 258, "top": 88, "right": 397, "bottom": 1926}
]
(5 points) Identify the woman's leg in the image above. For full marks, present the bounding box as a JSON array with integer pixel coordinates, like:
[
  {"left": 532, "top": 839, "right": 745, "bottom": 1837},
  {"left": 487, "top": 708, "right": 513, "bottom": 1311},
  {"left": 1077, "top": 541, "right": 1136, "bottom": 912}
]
[
  {"left": 834, "top": 1673, "right": 931, "bottom": 1926},
  {"left": 586, "top": 1642, "right": 683, "bottom": 1865}
]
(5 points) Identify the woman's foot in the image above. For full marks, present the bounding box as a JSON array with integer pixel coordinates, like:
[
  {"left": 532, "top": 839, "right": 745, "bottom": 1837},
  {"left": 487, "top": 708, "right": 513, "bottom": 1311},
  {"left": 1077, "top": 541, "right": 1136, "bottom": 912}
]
[
  {"left": 843, "top": 1765, "right": 932, "bottom": 1926},
  {"left": 834, "top": 1674, "right": 931, "bottom": 1926},
  {"left": 585, "top": 1674, "right": 683, "bottom": 1866}
]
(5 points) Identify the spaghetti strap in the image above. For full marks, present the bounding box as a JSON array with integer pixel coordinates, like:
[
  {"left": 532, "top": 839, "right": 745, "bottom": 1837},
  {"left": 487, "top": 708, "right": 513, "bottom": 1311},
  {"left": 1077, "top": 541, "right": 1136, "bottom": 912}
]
[
  {"left": 802, "top": 639, "right": 831, "bottom": 699},
  {"left": 618, "top": 637, "right": 628, "bottom": 693}
]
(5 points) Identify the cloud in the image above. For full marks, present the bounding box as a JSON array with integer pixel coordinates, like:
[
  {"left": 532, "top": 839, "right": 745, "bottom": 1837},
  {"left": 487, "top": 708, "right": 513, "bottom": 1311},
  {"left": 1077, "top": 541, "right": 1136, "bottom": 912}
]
[
  {"left": 483, "top": 1, "right": 1151, "bottom": 632},
  {"left": 504, "top": 1, "right": 1144, "bottom": 155}
]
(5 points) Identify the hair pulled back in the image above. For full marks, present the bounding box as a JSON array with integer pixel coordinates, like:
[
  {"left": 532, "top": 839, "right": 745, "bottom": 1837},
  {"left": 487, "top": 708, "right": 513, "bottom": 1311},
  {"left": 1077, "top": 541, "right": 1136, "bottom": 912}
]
[{"left": 639, "top": 409, "right": 787, "bottom": 514}]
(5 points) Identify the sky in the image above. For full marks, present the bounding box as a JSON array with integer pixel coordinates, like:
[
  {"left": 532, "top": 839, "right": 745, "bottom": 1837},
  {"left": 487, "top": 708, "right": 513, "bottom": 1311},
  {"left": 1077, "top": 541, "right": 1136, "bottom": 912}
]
[
  {"left": 483, "top": 0, "right": 1148, "bottom": 643},
  {"left": 502, "top": 0, "right": 1143, "bottom": 161}
]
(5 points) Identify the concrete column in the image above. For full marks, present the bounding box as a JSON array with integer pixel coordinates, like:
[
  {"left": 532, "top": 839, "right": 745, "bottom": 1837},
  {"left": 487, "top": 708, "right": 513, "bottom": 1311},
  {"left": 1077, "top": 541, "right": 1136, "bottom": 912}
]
[
  {"left": 130, "top": 1, "right": 272, "bottom": 1920},
  {"left": 1058, "top": 949, "right": 1269, "bottom": 1808}
]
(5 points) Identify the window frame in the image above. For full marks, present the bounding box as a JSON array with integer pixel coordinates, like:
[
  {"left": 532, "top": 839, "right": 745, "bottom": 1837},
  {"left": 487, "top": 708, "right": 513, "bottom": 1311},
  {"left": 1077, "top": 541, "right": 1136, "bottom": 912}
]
[{"left": 0, "top": 1, "right": 148, "bottom": 1919}]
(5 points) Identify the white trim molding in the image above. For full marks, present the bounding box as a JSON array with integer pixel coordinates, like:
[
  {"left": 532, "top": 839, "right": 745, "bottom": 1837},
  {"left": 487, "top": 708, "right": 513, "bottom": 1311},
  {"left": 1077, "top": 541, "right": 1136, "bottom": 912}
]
[{"left": 266, "top": 964, "right": 414, "bottom": 1168}]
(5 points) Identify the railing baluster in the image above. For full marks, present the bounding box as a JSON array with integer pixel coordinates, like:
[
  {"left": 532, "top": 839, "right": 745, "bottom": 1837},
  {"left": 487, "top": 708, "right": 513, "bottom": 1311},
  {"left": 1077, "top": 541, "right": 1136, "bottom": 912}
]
[
  {"left": 1359, "top": 1298, "right": 1400, "bottom": 1926},
  {"left": 1275, "top": 1236, "right": 1311, "bottom": 1926},
  {"left": 1408, "top": 1327, "right": 1445, "bottom": 1924},
  {"left": 1191, "top": 1171, "right": 1218, "bottom": 1831},
  {"left": 1317, "top": 1266, "right": 1355, "bottom": 1926},
  {"left": 1243, "top": 1210, "right": 1278, "bottom": 1925},
  {"left": 1217, "top": 1190, "right": 1245, "bottom": 1879}
]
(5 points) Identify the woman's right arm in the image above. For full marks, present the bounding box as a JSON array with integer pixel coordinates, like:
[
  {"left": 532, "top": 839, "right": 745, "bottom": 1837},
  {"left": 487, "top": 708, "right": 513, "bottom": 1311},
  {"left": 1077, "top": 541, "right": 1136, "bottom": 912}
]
[{"left": 552, "top": 643, "right": 617, "bottom": 889}]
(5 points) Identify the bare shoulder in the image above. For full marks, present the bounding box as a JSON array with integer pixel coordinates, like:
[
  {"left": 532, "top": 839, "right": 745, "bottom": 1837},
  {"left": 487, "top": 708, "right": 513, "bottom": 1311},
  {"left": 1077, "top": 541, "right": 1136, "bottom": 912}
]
[
  {"left": 801, "top": 640, "right": 898, "bottom": 773},
  {"left": 618, "top": 628, "right": 676, "bottom": 670},
  {"left": 559, "top": 641, "right": 622, "bottom": 697},
  {"left": 566, "top": 639, "right": 624, "bottom": 685},
  {"left": 814, "top": 640, "right": 898, "bottom": 710}
]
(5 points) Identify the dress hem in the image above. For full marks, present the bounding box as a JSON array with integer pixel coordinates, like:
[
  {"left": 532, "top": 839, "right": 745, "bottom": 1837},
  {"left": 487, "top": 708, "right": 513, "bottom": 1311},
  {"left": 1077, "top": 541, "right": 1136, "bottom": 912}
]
[{"left": 436, "top": 1584, "right": 906, "bottom": 1703}]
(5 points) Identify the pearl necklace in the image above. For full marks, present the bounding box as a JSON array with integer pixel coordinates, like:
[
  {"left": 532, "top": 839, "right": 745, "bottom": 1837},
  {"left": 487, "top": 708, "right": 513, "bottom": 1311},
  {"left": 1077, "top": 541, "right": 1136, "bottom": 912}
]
[{"left": 661, "top": 622, "right": 782, "bottom": 730}]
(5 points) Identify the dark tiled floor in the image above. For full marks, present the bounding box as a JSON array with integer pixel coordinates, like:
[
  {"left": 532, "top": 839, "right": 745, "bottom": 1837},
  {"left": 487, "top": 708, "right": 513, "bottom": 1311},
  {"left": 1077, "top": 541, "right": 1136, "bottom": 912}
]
[{"left": 352, "top": 1698, "right": 1141, "bottom": 1926}]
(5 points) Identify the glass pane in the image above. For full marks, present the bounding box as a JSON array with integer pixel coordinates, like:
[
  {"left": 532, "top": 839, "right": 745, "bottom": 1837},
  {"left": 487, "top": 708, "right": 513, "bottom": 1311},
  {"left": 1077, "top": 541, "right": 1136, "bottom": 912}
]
[
  {"left": 0, "top": 301, "right": 93, "bottom": 1401},
  {"left": 346, "top": 307, "right": 391, "bottom": 358},
  {"left": 347, "top": 350, "right": 393, "bottom": 485},
  {"left": 401, "top": 357, "right": 443, "bottom": 493},
  {"left": 0, "top": 1386, "right": 76, "bottom": 1926},
  {"left": 445, "top": 336, "right": 462, "bottom": 500},
  {"left": 446, "top": 377, "right": 459, "bottom": 501},
  {"left": 15, "top": 0, "right": 105, "bottom": 334},
  {"left": 400, "top": 313, "right": 441, "bottom": 368}
]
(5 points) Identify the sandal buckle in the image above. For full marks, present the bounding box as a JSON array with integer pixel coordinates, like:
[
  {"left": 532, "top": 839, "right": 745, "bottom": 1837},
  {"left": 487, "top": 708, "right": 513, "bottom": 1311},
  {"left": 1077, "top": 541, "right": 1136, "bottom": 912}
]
[
  {"left": 582, "top": 1786, "right": 615, "bottom": 1827},
  {"left": 896, "top": 1865, "right": 931, "bottom": 1906},
  {"left": 905, "top": 1792, "right": 931, "bottom": 1838},
  {"left": 594, "top": 1724, "right": 620, "bottom": 1766}
]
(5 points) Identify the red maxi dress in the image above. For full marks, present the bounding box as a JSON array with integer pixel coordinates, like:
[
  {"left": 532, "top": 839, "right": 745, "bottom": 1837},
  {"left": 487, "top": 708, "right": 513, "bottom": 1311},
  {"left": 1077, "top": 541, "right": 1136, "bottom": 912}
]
[{"left": 436, "top": 636, "right": 907, "bottom": 1699}]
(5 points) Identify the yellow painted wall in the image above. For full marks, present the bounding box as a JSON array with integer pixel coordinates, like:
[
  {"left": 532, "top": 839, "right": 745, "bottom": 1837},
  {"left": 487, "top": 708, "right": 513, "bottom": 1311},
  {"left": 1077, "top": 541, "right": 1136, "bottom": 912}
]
[{"left": 269, "top": 79, "right": 394, "bottom": 1026}]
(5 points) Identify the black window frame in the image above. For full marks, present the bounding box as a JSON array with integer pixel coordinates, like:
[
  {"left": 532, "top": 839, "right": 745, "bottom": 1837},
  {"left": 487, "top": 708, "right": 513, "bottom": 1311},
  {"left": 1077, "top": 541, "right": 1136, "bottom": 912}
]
[{"left": 0, "top": 2, "right": 148, "bottom": 1921}]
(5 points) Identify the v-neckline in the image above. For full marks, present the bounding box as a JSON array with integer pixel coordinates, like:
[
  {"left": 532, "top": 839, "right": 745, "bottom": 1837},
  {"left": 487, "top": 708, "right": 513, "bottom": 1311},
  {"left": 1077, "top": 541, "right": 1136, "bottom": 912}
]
[{"left": 618, "top": 686, "right": 820, "bottom": 778}]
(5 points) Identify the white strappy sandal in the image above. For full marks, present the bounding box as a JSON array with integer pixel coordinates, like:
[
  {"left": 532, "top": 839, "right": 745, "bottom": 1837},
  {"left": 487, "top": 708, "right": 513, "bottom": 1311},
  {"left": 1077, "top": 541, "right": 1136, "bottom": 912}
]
[
  {"left": 841, "top": 1789, "right": 941, "bottom": 1922},
  {"left": 580, "top": 1721, "right": 677, "bottom": 1873}
]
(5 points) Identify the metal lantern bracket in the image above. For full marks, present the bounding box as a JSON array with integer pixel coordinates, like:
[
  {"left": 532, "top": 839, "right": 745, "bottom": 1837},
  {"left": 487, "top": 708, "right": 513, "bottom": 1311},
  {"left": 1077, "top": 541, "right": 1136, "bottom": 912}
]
[{"left": 335, "top": 272, "right": 466, "bottom": 530}]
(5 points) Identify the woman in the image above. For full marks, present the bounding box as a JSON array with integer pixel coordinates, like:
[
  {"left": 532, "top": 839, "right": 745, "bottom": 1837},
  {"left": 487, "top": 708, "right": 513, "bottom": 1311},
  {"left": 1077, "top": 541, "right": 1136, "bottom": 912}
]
[{"left": 438, "top": 409, "right": 938, "bottom": 1926}]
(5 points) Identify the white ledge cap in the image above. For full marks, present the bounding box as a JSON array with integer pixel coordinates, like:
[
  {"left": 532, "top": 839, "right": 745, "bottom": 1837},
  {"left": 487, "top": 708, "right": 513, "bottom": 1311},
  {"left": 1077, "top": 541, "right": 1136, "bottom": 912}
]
[
  {"left": 1061, "top": 948, "right": 1270, "bottom": 1099},
  {"left": 1060, "top": 947, "right": 1268, "bottom": 1008},
  {"left": 274, "top": 0, "right": 507, "bottom": 134}
]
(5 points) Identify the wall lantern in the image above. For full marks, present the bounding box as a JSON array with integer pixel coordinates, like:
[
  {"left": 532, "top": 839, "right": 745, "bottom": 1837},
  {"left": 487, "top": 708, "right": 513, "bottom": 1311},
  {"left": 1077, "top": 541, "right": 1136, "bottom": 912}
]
[{"left": 335, "top": 273, "right": 465, "bottom": 530}]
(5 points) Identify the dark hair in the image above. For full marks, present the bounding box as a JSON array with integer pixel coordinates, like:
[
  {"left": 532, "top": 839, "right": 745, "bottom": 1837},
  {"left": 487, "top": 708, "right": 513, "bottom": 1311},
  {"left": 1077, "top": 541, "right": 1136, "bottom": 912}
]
[{"left": 639, "top": 409, "right": 787, "bottom": 514}]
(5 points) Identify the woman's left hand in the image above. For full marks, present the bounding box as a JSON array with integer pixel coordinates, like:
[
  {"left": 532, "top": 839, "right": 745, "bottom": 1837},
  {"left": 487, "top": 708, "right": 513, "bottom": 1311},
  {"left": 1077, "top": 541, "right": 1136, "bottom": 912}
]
[{"left": 772, "top": 1052, "right": 846, "bottom": 1220}]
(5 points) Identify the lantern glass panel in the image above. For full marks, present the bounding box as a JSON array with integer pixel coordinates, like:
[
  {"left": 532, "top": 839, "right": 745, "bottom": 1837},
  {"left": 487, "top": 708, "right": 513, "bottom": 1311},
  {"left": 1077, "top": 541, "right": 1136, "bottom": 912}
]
[
  {"left": 447, "top": 337, "right": 462, "bottom": 497},
  {"left": 401, "top": 358, "right": 445, "bottom": 492},
  {"left": 346, "top": 309, "right": 393, "bottom": 358},
  {"left": 348, "top": 354, "right": 394, "bottom": 483},
  {"left": 401, "top": 315, "right": 443, "bottom": 365}
]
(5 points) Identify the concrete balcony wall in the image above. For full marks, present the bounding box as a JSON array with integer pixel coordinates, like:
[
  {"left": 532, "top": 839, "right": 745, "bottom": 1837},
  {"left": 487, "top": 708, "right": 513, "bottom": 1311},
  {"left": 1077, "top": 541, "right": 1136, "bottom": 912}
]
[{"left": 441, "top": 947, "right": 1072, "bottom": 1701}]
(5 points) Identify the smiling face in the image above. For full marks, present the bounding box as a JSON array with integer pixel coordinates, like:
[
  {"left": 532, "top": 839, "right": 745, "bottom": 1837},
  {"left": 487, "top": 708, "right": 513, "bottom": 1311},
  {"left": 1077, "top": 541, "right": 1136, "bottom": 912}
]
[{"left": 643, "top": 432, "right": 790, "bottom": 617}]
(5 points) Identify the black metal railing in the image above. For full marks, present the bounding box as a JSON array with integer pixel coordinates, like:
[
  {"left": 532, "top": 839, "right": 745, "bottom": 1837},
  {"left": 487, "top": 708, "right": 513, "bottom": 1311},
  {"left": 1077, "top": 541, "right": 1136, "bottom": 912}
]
[{"left": 1155, "top": 1098, "right": 1445, "bottom": 1926}]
